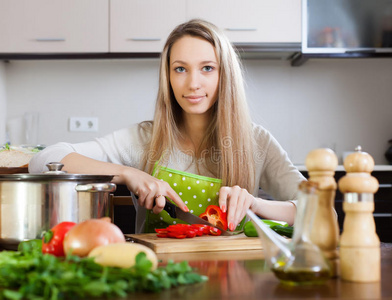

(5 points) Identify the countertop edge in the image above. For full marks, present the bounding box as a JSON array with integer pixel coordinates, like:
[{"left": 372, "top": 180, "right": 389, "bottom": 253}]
[{"left": 295, "top": 165, "right": 392, "bottom": 172}]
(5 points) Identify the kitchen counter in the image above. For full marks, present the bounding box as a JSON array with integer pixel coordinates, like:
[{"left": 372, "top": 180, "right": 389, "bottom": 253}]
[
  {"left": 128, "top": 243, "right": 392, "bottom": 300},
  {"left": 295, "top": 165, "right": 392, "bottom": 172}
]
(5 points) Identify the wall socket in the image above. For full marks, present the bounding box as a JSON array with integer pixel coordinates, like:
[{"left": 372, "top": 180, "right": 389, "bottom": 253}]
[{"left": 69, "top": 117, "right": 99, "bottom": 132}]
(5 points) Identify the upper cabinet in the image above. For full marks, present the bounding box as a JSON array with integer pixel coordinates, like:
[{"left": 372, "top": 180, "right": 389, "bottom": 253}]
[
  {"left": 187, "top": 0, "right": 301, "bottom": 44},
  {"left": 110, "top": 0, "right": 186, "bottom": 53},
  {"left": 110, "top": 0, "right": 301, "bottom": 53},
  {"left": 0, "top": 0, "right": 300, "bottom": 54},
  {"left": 0, "top": 0, "right": 108, "bottom": 53}
]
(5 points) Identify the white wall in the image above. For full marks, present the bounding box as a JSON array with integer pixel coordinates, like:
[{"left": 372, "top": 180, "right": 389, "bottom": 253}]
[
  {"left": 3, "top": 58, "right": 392, "bottom": 164},
  {"left": 0, "top": 63, "right": 7, "bottom": 145},
  {"left": 243, "top": 58, "right": 392, "bottom": 164}
]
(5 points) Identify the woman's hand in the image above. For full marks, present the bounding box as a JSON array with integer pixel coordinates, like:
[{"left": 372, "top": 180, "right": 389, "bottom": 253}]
[
  {"left": 60, "top": 152, "right": 188, "bottom": 214},
  {"left": 119, "top": 167, "right": 189, "bottom": 214},
  {"left": 218, "top": 186, "right": 256, "bottom": 231},
  {"left": 219, "top": 185, "right": 297, "bottom": 228}
]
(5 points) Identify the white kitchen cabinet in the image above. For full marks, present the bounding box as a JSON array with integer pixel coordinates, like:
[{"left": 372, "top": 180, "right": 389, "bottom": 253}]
[
  {"left": 186, "top": 0, "right": 301, "bottom": 44},
  {"left": 110, "top": 0, "right": 186, "bottom": 53},
  {"left": 0, "top": 0, "right": 108, "bottom": 53},
  {"left": 0, "top": 0, "right": 300, "bottom": 55}
]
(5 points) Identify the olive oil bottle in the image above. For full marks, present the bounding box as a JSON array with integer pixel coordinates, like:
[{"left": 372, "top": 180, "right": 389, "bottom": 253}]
[
  {"left": 271, "top": 181, "right": 331, "bottom": 286},
  {"left": 272, "top": 266, "right": 331, "bottom": 285}
]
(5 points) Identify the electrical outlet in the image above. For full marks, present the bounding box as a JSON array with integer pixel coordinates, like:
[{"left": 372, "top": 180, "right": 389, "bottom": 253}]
[{"left": 69, "top": 117, "right": 99, "bottom": 132}]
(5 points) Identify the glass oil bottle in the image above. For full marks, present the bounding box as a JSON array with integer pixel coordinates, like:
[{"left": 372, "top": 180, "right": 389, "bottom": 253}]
[
  {"left": 272, "top": 181, "right": 331, "bottom": 285},
  {"left": 247, "top": 181, "right": 331, "bottom": 286}
]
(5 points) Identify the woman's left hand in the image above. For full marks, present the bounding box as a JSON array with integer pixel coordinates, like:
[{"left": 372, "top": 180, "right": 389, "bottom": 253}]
[{"left": 218, "top": 186, "right": 255, "bottom": 231}]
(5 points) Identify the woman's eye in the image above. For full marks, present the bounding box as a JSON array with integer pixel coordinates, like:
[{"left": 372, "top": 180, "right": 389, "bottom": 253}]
[
  {"left": 202, "top": 66, "right": 214, "bottom": 72},
  {"left": 174, "top": 67, "right": 186, "bottom": 73}
]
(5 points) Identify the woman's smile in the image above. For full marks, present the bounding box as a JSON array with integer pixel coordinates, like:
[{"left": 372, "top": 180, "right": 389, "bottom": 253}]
[{"left": 183, "top": 94, "right": 207, "bottom": 104}]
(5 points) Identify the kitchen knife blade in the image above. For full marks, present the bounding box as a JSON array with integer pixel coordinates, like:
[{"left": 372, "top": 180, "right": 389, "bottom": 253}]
[{"left": 163, "top": 200, "right": 238, "bottom": 236}]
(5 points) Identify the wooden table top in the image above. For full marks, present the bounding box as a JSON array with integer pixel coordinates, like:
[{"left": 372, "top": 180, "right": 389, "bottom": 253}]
[{"left": 130, "top": 243, "right": 392, "bottom": 300}]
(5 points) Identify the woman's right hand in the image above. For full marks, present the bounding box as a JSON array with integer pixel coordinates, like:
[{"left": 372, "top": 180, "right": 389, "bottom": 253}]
[
  {"left": 119, "top": 167, "right": 189, "bottom": 214},
  {"left": 59, "top": 153, "right": 188, "bottom": 215}
]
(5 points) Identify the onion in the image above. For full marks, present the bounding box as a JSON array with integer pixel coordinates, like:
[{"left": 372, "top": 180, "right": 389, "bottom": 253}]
[{"left": 63, "top": 218, "right": 125, "bottom": 257}]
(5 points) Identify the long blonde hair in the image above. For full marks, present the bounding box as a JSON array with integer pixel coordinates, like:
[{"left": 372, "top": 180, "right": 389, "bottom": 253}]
[{"left": 141, "top": 19, "right": 255, "bottom": 192}]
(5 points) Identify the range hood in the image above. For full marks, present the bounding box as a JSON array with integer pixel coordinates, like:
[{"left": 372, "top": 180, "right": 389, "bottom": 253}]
[
  {"left": 292, "top": 0, "right": 392, "bottom": 66},
  {"left": 234, "top": 43, "right": 301, "bottom": 61}
]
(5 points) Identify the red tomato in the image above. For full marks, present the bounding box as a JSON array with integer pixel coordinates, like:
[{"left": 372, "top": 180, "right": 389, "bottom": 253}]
[{"left": 42, "top": 221, "right": 76, "bottom": 257}]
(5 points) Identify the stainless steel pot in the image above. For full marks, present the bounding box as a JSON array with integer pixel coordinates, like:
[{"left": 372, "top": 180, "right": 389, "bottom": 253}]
[{"left": 0, "top": 162, "right": 116, "bottom": 249}]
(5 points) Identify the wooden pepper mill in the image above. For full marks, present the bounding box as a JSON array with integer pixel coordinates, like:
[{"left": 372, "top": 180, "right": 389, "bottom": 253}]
[
  {"left": 338, "top": 146, "right": 380, "bottom": 282},
  {"left": 305, "top": 148, "right": 340, "bottom": 277}
]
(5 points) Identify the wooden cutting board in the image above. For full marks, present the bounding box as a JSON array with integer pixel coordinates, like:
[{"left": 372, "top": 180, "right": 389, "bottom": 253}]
[{"left": 125, "top": 233, "right": 263, "bottom": 253}]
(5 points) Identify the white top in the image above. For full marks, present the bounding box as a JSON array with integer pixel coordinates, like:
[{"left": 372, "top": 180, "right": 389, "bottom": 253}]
[{"left": 29, "top": 122, "right": 305, "bottom": 232}]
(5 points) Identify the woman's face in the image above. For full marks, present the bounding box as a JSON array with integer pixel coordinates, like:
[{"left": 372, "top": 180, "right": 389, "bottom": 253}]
[{"left": 169, "top": 35, "right": 219, "bottom": 119}]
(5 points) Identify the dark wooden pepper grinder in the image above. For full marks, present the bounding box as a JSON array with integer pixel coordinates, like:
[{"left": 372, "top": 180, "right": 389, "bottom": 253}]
[
  {"left": 305, "top": 148, "right": 340, "bottom": 278},
  {"left": 338, "top": 146, "right": 380, "bottom": 282}
]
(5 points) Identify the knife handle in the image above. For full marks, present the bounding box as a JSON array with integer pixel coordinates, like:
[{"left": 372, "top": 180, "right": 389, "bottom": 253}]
[
  {"left": 150, "top": 198, "right": 177, "bottom": 219},
  {"left": 163, "top": 201, "right": 177, "bottom": 218}
]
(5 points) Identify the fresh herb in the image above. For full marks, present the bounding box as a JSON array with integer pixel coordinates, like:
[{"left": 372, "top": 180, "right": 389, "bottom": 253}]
[
  {"left": 0, "top": 143, "right": 10, "bottom": 152},
  {"left": 0, "top": 248, "right": 207, "bottom": 299},
  {"left": 17, "top": 239, "right": 43, "bottom": 255}
]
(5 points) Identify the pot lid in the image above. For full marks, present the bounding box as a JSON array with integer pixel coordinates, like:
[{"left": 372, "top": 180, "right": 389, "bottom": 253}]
[
  {"left": 0, "top": 173, "right": 114, "bottom": 182},
  {"left": 0, "top": 162, "right": 114, "bottom": 182}
]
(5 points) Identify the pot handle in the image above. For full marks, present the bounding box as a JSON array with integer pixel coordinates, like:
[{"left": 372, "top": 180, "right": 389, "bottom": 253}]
[{"left": 75, "top": 183, "right": 117, "bottom": 193}]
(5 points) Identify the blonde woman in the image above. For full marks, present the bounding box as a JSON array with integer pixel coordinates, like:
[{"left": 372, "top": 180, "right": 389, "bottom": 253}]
[{"left": 29, "top": 19, "right": 305, "bottom": 233}]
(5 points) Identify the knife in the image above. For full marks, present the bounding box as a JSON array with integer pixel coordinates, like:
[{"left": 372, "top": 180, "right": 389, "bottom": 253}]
[{"left": 162, "top": 200, "right": 240, "bottom": 236}]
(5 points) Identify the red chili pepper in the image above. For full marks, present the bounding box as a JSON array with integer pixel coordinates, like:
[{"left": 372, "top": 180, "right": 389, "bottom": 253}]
[
  {"left": 42, "top": 221, "right": 76, "bottom": 257},
  {"left": 199, "top": 205, "right": 228, "bottom": 231}
]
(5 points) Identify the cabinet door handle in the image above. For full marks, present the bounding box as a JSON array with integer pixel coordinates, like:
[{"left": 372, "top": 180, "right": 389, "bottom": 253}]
[
  {"left": 225, "top": 28, "right": 257, "bottom": 32},
  {"left": 379, "top": 184, "right": 392, "bottom": 188},
  {"left": 35, "top": 38, "right": 66, "bottom": 42},
  {"left": 373, "top": 213, "right": 392, "bottom": 217},
  {"left": 129, "top": 38, "right": 161, "bottom": 41}
]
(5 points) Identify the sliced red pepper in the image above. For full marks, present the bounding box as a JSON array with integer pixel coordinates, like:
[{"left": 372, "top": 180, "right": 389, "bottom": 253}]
[
  {"left": 186, "top": 230, "right": 197, "bottom": 238},
  {"left": 191, "top": 224, "right": 210, "bottom": 235},
  {"left": 199, "top": 205, "right": 228, "bottom": 231},
  {"left": 42, "top": 221, "right": 76, "bottom": 257},
  {"left": 156, "top": 223, "right": 225, "bottom": 239},
  {"left": 155, "top": 228, "right": 168, "bottom": 238},
  {"left": 209, "top": 227, "right": 222, "bottom": 236},
  {"left": 167, "top": 232, "right": 187, "bottom": 239}
]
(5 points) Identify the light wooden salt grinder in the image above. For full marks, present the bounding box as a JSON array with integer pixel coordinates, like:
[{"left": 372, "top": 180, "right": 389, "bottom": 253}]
[
  {"left": 338, "top": 146, "right": 380, "bottom": 282},
  {"left": 305, "top": 148, "right": 340, "bottom": 277}
]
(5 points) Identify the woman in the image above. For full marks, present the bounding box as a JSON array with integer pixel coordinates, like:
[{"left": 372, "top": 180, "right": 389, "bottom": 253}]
[{"left": 29, "top": 19, "right": 305, "bottom": 233}]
